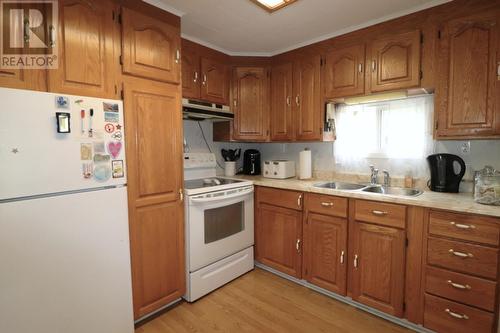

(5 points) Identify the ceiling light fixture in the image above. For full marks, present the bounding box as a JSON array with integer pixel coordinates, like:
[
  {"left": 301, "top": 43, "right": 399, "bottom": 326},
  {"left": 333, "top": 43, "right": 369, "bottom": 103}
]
[{"left": 250, "top": 0, "right": 298, "bottom": 13}]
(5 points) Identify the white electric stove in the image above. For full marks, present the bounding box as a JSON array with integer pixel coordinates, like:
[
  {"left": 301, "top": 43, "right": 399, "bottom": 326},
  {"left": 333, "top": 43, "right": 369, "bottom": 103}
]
[{"left": 183, "top": 153, "right": 254, "bottom": 302}]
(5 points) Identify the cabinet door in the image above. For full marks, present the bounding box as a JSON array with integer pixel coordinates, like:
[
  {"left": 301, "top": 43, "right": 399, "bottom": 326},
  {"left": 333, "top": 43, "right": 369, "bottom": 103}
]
[
  {"left": 48, "top": 0, "right": 118, "bottom": 98},
  {"left": 293, "top": 55, "right": 322, "bottom": 141},
  {"left": 181, "top": 42, "right": 200, "bottom": 99},
  {"left": 270, "top": 62, "right": 294, "bottom": 141},
  {"left": 123, "top": 76, "right": 185, "bottom": 319},
  {"left": 304, "top": 213, "right": 347, "bottom": 295},
  {"left": 256, "top": 203, "right": 302, "bottom": 278},
  {"left": 351, "top": 222, "right": 405, "bottom": 317},
  {"left": 436, "top": 13, "right": 499, "bottom": 138},
  {"left": 121, "top": 7, "right": 180, "bottom": 84},
  {"left": 368, "top": 30, "right": 421, "bottom": 93},
  {"left": 0, "top": 1, "right": 47, "bottom": 92},
  {"left": 232, "top": 67, "right": 270, "bottom": 141},
  {"left": 200, "top": 57, "right": 228, "bottom": 104},
  {"left": 323, "top": 44, "right": 365, "bottom": 98}
]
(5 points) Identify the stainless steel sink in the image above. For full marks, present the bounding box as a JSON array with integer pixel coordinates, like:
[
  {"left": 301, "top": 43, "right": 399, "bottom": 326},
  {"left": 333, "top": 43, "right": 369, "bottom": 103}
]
[
  {"left": 313, "top": 182, "right": 366, "bottom": 191},
  {"left": 361, "top": 186, "right": 422, "bottom": 197}
]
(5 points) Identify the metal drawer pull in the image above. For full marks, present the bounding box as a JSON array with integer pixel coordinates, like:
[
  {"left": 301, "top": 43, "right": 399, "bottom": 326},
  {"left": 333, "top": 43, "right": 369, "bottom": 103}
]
[
  {"left": 321, "top": 202, "right": 334, "bottom": 207},
  {"left": 194, "top": 71, "right": 198, "bottom": 83},
  {"left": 447, "top": 280, "right": 471, "bottom": 290},
  {"left": 286, "top": 96, "right": 291, "bottom": 106},
  {"left": 449, "top": 249, "right": 474, "bottom": 258},
  {"left": 371, "top": 210, "right": 388, "bottom": 216},
  {"left": 297, "top": 194, "right": 302, "bottom": 207},
  {"left": 340, "top": 250, "right": 345, "bottom": 264},
  {"left": 371, "top": 60, "right": 376, "bottom": 72},
  {"left": 354, "top": 254, "right": 359, "bottom": 268},
  {"left": 445, "top": 309, "right": 469, "bottom": 320},
  {"left": 358, "top": 63, "right": 363, "bottom": 73},
  {"left": 175, "top": 49, "right": 180, "bottom": 64},
  {"left": 296, "top": 239, "right": 301, "bottom": 253},
  {"left": 450, "top": 221, "right": 475, "bottom": 230},
  {"left": 202, "top": 74, "right": 207, "bottom": 86},
  {"left": 295, "top": 95, "right": 300, "bottom": 106}
]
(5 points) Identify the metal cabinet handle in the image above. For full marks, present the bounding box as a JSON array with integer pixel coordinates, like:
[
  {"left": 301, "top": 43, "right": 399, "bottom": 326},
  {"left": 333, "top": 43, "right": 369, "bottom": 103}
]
[
  {"left": 447, "top": 280, "right": 471, "bottom": 290},
  {"left": 371, "top": 210, "right": 388, "bottom": 216},
  {"left": 371, "top": 60, "right": 376, "bottom": 72},
  {"left": 175, "top": 49, "right": 180, "bottom": 64},
  {"left": 449, "top": 249, "right": 474, "bottom": 258},
  {"left": 297, "top": 194, "right": 302, "bottom": 207},
  {"left": 358, "top": 63, "right": 363, "bottom": 73},
  {"left": 450, "top": 221, "right": 475, "bottom": 230},
  {"left": 24, "top": 18, "right": 30, "bottom": 43},
  {"left": 49, "top": 25, "right": 56, "bottom": 47},
  {"left": 202, "top": 74, "right": 207, "bottom": 86},
  {"left": 179, "top": 189, "right": 184, "bottom": 202},
  {"left": 194, "top": 71, "right": 198, "bottom": 83},
  {"left": 497, "top": 62, "right": 500, "bottom": 80},
  {"left": 286, "top": 96, "right": 291, "bottom": 106},
  {"left": 296, "top": 239, "right": 301, "bottom": 253},
  {"left": 445, "top": 309, "right": 469, "bottom": 320},
  {"left": 354, "top": 254, "right": 359, "bottom": 268},
  {"left": 295, "top": 95, "right": 300, "bottom": 106},
  {"left": 340, "top": 250, "right": 345, "bottom": 264},
  {"left": 321, "top": 202, "right": 334, "bottom": 207}
]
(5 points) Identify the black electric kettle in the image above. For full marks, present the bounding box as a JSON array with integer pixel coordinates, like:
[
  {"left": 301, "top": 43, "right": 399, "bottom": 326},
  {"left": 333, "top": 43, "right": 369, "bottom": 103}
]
[{"left": 426, "top": 153, "right": 466, "bottom": 193}]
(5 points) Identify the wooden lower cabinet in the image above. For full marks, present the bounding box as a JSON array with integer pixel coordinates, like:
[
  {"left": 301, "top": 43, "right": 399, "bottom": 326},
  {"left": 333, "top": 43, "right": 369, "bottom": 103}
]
[
  {"left": 351, "top": 222, "right": 406, "bottom": 317},
  {"left": 123, "top": 76, "right": 185, "bottom": 319},
  {"left": 256, "top": 202, "right": 302, "bottom": 278},
  {"left": 303, "top": 212, "right": 347, "bottom": 295}
]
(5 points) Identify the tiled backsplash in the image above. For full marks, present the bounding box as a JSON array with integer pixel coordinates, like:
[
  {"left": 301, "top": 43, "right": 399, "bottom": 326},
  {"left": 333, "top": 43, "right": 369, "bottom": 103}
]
[{"left": 183, "top": 120, "right": 500, "bottom": 192}]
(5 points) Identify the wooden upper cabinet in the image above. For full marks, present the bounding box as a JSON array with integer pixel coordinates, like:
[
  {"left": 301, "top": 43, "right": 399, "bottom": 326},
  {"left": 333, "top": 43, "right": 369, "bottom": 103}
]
[
  {"left": 368, "top": 30, "right": 421, "bottom": 93},
  {"left": 123, "top": 76, "right": 184, "bottom": 318},
  {"left": 48, "top": 0, "right": 118, "bottom": 98},
  {"left": 304, "top": 213, "right": 347, "bottom": 295},
  {"left": 121, "top": 7, "right": 180, "bottom": 84},
  {"left": 323, "top": 44, "right": 365, "bottom": 98},
  {"left": 232, "top": 67, "right": 270, "bottom": 141},
  {"left": 181, "top": 43, "right": 200, "bottom": 99},
  {"left": 436, "top": 12, "right": 499, "bottom": 138},
  {"left": 256, "top": 202, "right": 303, "bottom": 278},
  {"left": 351, "top": 222, "right": 406, "bottom": 317},
  {"left": 293, "top": 55, "right": 322, "bottom": 141},
  {"left": 270, "top": 62, "right": 294, "bottom": 141},
  {"left": 200, "top": 57, "right": 228, "bottom": 104}
]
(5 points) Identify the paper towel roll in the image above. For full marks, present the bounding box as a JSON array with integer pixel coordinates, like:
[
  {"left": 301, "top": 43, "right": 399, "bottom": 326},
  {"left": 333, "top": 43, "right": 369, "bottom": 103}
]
[{"left": 299, "top": 149, "right": 312, "bottom": 179}]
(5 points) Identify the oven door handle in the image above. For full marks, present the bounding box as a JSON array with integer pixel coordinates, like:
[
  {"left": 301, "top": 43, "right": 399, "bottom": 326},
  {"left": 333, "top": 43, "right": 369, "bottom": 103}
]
[{"left": 190, "top": 188, "right": 254, "bottom": 203}]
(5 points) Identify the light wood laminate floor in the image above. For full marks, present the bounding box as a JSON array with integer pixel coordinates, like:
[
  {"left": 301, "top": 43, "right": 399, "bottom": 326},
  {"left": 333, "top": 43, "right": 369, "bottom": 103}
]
[{"left": 136, "top": 268, "right": 412, "bottom": 333}]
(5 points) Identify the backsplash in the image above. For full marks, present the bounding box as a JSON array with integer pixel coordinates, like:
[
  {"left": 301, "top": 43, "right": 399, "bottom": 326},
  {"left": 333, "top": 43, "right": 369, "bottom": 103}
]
[{"left": 183, "top": 120, "right": 500, "bottom": 191}]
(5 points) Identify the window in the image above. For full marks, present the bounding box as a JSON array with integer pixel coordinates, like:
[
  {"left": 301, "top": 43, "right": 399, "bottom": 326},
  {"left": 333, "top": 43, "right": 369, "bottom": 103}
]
[{"left": 333, "top": 95, "right": 434, "bottom": 176}]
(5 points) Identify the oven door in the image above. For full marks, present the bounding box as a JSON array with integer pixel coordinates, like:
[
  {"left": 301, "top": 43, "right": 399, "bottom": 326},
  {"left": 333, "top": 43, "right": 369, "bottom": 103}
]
[{"left": 187, "top": 186, "right": 254, "bottom": 272}]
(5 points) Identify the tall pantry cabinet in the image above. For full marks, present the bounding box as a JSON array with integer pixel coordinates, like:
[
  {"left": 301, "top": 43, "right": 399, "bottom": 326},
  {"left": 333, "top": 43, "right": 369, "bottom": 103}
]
[{"left": 119, "top": 3, "right": 185, "bottom": 320}]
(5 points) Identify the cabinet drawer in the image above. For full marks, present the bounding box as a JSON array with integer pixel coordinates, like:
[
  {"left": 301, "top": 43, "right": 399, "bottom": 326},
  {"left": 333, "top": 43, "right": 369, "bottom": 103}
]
[
  {"left": 256, "top": 186, "right": 303, "bottom": 211},
  {"left": 425, "top": 266, "right": 497, "bottom": 311},
  {"left": 424, "top": 294, "right": 494, "bottom": 333},
  {"left": 305, "top": 193, "right": 347, "bottom": 218},
  {"left": 354, "top": 200, "right": 406, "bottom": 229},
  {"left": 429, "top": 211, "right": 500, "bottom": 247},
  {"left": 427, "top": 237, "right": 498, "bottom": 279}
]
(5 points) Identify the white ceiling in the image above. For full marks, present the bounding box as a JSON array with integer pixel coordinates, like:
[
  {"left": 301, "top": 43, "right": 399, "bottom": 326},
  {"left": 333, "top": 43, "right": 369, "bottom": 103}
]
[{"left": 145, "top": 0, "right": 451, "bottom": 56}]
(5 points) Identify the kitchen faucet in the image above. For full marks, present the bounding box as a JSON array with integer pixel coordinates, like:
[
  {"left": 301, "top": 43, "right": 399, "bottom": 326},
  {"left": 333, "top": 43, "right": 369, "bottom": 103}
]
[
  {"left": 369, "top": 165, "right": 379, "bottom": 185},
  {"left": 383, "top": 170, "right": 390, "bottom": 187}
]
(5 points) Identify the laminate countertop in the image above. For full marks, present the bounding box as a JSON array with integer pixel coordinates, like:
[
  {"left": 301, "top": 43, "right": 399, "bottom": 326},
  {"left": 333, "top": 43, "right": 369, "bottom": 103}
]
[{"left": 230, "top": 175, "right": 500, "bottom": 218}]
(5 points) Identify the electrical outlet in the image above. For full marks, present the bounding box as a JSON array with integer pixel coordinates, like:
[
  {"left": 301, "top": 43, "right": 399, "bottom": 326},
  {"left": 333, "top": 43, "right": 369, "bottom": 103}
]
[{"left": 459, "top": 141, "right": 471, "bottom": 155}]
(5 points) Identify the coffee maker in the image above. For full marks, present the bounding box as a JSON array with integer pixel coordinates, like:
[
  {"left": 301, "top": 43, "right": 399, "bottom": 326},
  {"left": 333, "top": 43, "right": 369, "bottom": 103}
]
[
  {"left": 243, "top": 149, "right": 261, "bottom": 175},
  {"left": 427, "top": 153, "right": 466, "bottom": 193}
]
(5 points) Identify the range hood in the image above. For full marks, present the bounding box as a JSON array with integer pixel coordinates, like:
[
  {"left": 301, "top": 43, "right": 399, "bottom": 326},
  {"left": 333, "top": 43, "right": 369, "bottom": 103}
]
[{"left": 182, "top": 98, "right": 233, "bottom": 121}]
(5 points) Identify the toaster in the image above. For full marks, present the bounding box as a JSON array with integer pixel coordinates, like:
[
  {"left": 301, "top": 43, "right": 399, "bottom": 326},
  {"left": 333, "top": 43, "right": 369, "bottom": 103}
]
[{"left": 263, "top": 160, "right": 296, "bottom": 179}]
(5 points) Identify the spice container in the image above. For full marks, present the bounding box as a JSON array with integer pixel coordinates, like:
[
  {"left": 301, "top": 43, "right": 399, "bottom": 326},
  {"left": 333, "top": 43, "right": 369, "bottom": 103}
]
[{"left": 474, "top": 166, "right": 500, "bottom": 206}]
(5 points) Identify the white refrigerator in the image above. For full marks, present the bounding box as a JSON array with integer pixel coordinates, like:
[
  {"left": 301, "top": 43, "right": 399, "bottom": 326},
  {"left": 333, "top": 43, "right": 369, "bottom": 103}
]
[{"left": 0, "top": 87, "right": 134, "bottom": 333}]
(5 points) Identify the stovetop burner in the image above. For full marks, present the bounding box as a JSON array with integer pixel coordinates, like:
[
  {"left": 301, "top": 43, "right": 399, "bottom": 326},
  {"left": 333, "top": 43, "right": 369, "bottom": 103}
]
[{"left": 184, "top": 177, "right": 244, "bottom": 190}]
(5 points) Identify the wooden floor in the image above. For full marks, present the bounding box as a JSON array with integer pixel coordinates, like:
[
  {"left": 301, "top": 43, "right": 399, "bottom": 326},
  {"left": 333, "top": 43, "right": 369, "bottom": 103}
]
[{"left": 136, "top": 268, "right": 412, "bottom": 333}]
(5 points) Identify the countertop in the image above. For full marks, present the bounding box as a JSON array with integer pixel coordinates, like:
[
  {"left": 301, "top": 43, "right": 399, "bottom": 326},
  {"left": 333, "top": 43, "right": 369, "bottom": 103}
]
[{"left": 230, "top": 175, "right": 500, "bottom": 218}]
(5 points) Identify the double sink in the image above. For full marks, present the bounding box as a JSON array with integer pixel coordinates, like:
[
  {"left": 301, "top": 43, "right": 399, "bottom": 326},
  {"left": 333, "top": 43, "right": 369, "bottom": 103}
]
[{"left": 313, "top": 181, "right": 422, "bottom": 197}]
